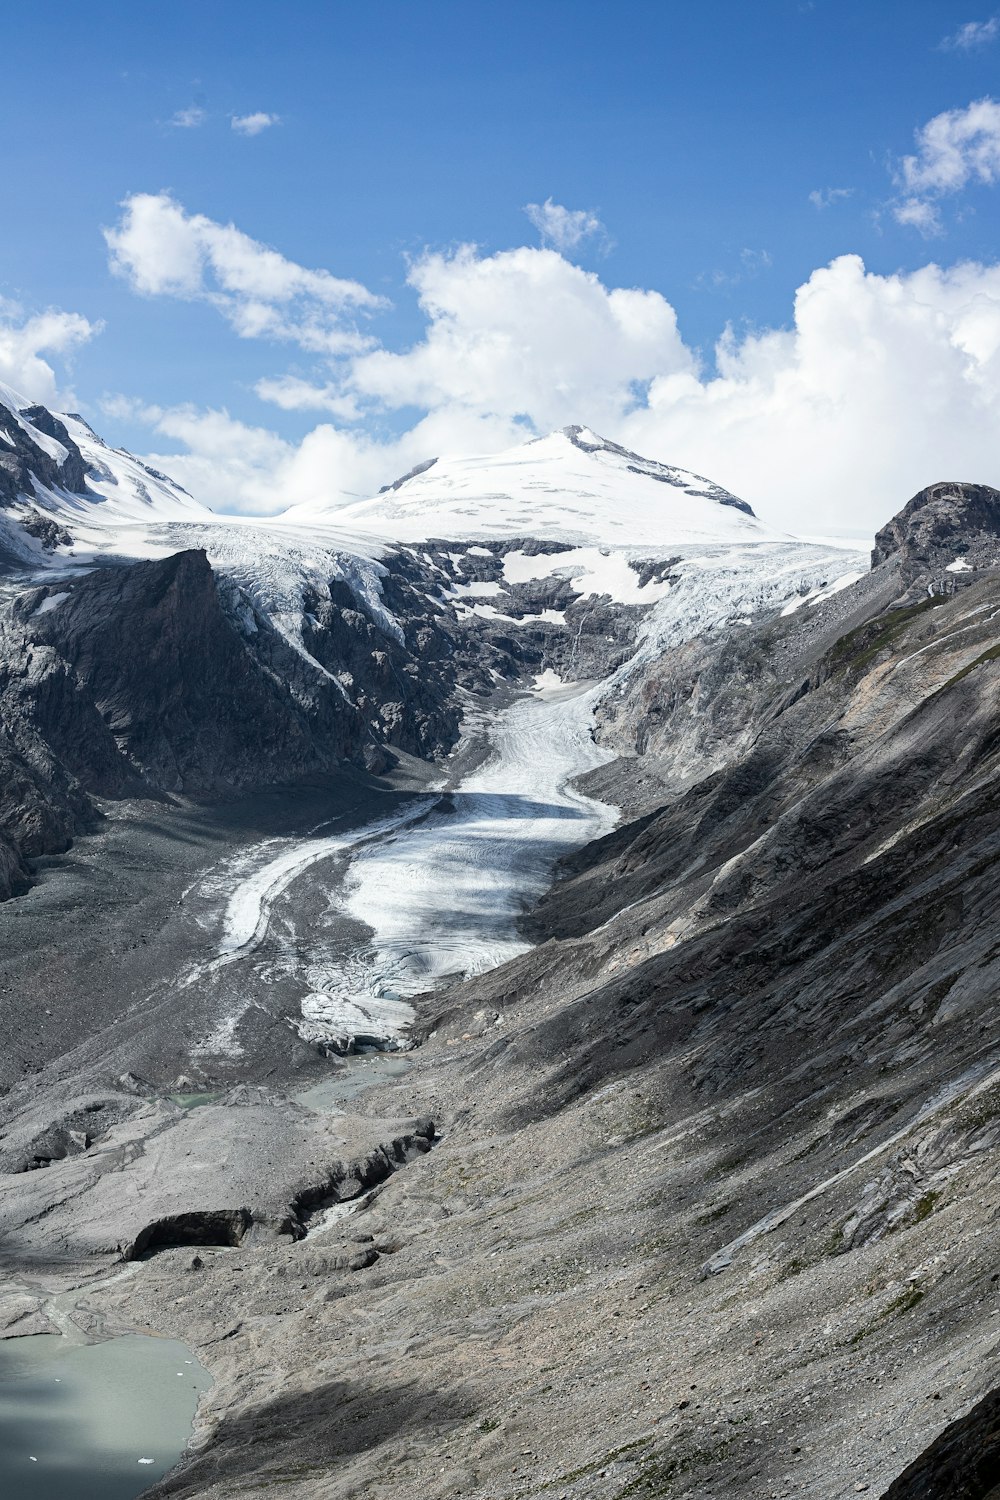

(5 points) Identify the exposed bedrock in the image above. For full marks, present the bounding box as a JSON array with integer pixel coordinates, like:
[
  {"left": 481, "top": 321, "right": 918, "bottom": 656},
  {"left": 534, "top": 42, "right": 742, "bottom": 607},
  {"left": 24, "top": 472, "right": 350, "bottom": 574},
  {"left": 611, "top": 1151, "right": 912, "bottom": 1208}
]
[
  {"left": 872, "top": 479, "right": 1000, "bottom": 580},
  {"left": 17, "top": 549, "right": 370, "bottom": 793},
  {"left": 0, "top": 1093, "right": 436, "bottom": 1267},
  {"left": 0, "top": 401, "right": 89, "bottom": 509}
]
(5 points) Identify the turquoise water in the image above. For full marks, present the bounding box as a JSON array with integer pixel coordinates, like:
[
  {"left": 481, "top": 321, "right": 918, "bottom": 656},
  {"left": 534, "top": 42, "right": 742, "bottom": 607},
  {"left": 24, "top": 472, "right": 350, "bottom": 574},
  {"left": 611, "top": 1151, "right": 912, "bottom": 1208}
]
[
  {"left": 295, "top": 1052, "right": 412, "bottom": 1111},
  {"left": 0, "top": 1332, "right": 210, "bottom": 1499},
  {"left": 165, "top": 1091, "right": 221, "bottom": 1110}
]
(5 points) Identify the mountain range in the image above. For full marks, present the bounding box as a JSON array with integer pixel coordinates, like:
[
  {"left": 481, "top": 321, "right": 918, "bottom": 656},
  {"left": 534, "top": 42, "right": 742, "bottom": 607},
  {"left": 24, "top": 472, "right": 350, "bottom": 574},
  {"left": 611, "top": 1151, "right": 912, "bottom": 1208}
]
[{"left": 1, "top": 384, "right": 999, "bottom": 1498}]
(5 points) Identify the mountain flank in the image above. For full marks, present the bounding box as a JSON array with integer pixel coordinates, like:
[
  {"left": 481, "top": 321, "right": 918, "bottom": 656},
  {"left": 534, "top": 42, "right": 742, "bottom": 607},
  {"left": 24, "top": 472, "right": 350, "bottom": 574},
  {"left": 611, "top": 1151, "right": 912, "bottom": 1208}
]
[{"left": 0, "top": 396, "right": 997, "bottom": 1498}]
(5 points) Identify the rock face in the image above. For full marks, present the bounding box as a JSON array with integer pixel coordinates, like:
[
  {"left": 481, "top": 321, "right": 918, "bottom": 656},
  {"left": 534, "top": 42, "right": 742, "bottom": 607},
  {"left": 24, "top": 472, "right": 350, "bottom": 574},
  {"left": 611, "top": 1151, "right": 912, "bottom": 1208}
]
[
  {"left": 871, "top": 479, "right": 1000, "bottom": 578},
  {"left": 18, "top": 549, "right": 369, "bottom": 794},
  {"left": 0, "top": 400, "right": 89, "bottom": 508},
  {"left": 0, "top": 548, "right": 381, "bottom": 895}
]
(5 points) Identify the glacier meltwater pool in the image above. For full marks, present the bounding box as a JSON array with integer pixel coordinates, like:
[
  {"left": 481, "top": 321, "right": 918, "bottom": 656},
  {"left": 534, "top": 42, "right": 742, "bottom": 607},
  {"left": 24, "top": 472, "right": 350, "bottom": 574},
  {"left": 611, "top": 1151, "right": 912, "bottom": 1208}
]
[{"left": 0, "top": 1331, "right": 210, "bottom": 1499}]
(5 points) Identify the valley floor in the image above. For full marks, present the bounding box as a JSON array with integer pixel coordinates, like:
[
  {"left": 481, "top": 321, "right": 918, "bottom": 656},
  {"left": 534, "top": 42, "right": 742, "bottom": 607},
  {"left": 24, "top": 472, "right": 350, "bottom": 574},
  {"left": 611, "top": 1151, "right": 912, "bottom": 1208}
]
[{"left": 5, "top": 522, "right": 1000, "bottom": 1499}]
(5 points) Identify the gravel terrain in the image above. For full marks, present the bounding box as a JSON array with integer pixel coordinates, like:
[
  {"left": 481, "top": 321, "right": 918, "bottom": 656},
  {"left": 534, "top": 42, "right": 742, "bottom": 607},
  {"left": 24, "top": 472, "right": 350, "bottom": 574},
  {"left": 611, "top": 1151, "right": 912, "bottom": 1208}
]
[{"left": 3, "top": 481, "right": 1000, "bottom": 1498}]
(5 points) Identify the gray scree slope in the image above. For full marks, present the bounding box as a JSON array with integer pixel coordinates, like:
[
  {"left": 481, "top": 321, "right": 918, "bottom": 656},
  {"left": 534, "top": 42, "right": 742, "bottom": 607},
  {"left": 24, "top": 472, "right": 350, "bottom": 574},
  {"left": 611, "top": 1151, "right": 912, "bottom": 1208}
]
[{"left": 1, "top": 404, "right": 999, "bottom": 1499}]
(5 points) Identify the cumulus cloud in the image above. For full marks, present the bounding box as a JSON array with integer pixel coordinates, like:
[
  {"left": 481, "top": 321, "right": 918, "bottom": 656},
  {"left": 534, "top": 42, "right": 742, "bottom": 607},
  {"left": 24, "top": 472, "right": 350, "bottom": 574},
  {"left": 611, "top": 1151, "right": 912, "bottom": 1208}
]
[
  {"left": 0, "top": 303, "right": 100, "bottom": 405},
  {"left": 940, "top": 16, "right": 1000, "bottom": 50},
  {"left": 347, "top": 243, "right": 691, "bottom": 434},
  {"left": 893, "top": 97, "right": 1000, "bottom": 231},
  {"left": 103, "top": 201, "right": 1000, "bottom": 535},
  {"left": 523, "top": 198, "right": 606, "bottom": 253},
  {"left": 621, "top": 254, "right": 1000, "bottom": 533},
  {"left": 104, "top": 192, "right": 384, "bottom": 353},
  {"left": 106, "top": 397, "right": 422, "bottom": 514},
  {"left": 253, "top": 375, "right": 363, "bottom": 421},
  {"left": 231, "top": 112, "right": 280, "bottom": 136},
  {"left": 170, "top": 106, "right": 207, "bottom": 129}
]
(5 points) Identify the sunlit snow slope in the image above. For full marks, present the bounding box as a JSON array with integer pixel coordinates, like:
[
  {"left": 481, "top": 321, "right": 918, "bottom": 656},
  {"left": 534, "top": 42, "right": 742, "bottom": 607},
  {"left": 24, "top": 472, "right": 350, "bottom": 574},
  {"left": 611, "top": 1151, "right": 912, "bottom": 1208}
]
[
  {"left": 57, "top": 410, "right": 211, "bottom": 523},
  {"left": 2, "top": 389, "right": 868, "bottom": 686},
  {"left": 293, "top": 426, "right": 775, "bottom": 547}
]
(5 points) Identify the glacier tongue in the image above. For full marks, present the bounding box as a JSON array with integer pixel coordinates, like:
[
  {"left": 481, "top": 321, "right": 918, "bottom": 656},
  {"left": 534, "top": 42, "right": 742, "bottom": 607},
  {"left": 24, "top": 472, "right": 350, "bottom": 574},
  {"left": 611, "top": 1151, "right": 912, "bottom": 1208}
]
[{"left": 291, "top": 677, "right": 617, "bottom": 1051}]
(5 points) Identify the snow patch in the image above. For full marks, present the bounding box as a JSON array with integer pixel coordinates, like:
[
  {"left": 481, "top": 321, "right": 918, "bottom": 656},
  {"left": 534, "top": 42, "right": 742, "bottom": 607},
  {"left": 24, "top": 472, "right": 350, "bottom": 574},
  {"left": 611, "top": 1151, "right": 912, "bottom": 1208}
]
[
  {"left": 780, "top": 570, "right": 865, "bottom": 615},
  {"left": 503, "top": 546, "right": 670, "bottom": 605},
  {"left": 450, "top": 579, "right": 503, "bottom": 598},
  {"left": 532, "top": 668, "right": 564, "bottom": 697},
  {"left": 32, "top": 590, "right": 70, "bottom": 616}
]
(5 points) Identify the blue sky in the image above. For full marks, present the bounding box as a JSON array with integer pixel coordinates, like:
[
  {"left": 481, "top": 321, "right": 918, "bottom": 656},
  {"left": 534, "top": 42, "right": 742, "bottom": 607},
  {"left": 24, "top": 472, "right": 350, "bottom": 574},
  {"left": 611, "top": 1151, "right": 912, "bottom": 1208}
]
[{"left": 4, "top": 0, "right": 1000, "bottom": 530}]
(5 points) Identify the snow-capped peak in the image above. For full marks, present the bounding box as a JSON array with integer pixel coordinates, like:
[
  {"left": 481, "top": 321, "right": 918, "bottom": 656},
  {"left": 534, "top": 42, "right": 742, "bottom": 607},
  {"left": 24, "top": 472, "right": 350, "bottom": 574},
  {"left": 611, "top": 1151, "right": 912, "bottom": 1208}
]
[
  {"left": 54, "top": 409, "right": 211, "bottom": 523},
  {"left": 0, "top": 383, "right": 210, "bottom": 525},
  {"left": 298, "top": 425, "right": 770, "bottom": 548}
]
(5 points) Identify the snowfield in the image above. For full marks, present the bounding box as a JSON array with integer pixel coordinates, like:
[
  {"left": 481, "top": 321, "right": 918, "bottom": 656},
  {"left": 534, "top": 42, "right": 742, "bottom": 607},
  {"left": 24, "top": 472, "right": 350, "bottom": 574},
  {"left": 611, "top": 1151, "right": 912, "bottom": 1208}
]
[{"left": 296, "top": 426, "right": 773, "bottom": 547}]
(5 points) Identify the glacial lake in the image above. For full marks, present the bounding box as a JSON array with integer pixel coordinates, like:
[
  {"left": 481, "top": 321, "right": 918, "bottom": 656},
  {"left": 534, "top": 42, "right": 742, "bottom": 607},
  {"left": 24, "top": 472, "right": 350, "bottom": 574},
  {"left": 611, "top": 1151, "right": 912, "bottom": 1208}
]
[{"left": 0, "top": 1331, "right": 210, "bottom": 1499}]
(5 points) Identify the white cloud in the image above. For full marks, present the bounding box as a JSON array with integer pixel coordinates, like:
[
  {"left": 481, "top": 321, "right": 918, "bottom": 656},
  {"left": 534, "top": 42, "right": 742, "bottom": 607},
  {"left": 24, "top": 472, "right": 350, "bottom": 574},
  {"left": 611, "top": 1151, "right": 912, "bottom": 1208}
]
[
  {"left": 523, "top": 198, "right": 606, "bottom": 253},
  {"left": 254, "top": 375, "right": 362, "bottom": 420},
  {"left": 621, "top": 254, "right": 1000, "bottom": 533},
  {"left": 698, "top": 248, "right": 773, "bottom": 291},
  {"left": 809, "top": 187, "right": 853, "bottom": 209},
  {"left": 104, "top": 192, "right": 385, "bottom": 353},
  {"left": 103, "top": 202, "right": 1000, "bottom": 537},
  {"left": 170, "top": 106, "right": 207, "bottom": 129},
  {"left": 940, "top": 16, "right": 1000, "bottom": 50},
  {"left": 347, "top": 243, "right": 691, "bottom": 434},
  {"left": 892, "top": 196, "right": 944, "bottom": 234},
  {"left": 893, "top": 97, "right": 1000, "bottom": 230},
  {"left": 231, "top": 112, "right": 281, "bottom": 136},
  {"left": 0, "top": 303, "right": 100, "bottom": 405},
  {"left": 108, "top": 398, "right": 413, "bottom": 514}
]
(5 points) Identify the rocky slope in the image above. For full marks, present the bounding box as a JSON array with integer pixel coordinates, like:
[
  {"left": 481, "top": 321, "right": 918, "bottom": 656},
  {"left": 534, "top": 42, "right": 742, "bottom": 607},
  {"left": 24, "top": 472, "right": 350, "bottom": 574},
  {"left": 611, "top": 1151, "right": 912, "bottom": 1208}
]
[
  {"left": 74, "top": 480, "right": 998, "bottom": 1500},
  {"left": 6, "top": 394, "right": 995, "bottom": 1497}
]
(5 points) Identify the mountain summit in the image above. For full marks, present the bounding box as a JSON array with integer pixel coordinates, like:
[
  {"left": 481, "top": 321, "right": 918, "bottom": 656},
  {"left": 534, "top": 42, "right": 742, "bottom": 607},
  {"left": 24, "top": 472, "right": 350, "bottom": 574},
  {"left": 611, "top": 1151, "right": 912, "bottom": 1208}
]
[
  {"left": 308, "top": 425, "right": 769, "bottom": 546},
  {"left": 0, "top": 383, "right": 207, "bottom": 529}
]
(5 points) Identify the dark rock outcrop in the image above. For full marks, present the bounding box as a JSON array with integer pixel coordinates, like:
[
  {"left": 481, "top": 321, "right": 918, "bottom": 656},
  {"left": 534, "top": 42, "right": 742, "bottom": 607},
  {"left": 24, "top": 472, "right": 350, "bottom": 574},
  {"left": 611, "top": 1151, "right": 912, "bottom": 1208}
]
[
  {"left": 21, "top": 549, "right": 367, "bottom": 795},
  {"left": 871, "top": 480, "right": 1000, "bottom": 579},
  {"left": 0, "top": 402, "right": 89, "bottom": 507},
  {"left": 19, "top": 509, "right": 72, "bottom": 550},
  {"left": 881, "top": 1386, "right": 1000, "bottom": 1497}
]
